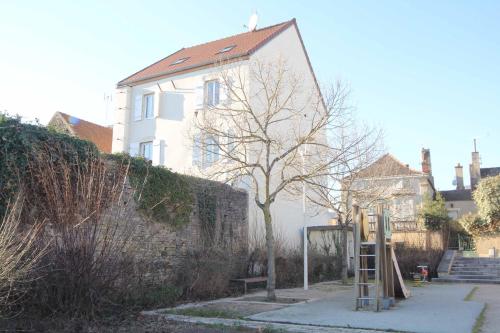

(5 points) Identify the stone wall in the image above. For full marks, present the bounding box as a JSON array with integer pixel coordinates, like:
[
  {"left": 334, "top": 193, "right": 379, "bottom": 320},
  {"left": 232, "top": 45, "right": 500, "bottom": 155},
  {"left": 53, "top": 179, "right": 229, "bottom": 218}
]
[
  {"left": 391, "top": 230, "right": 445, "bottom": 250},
  {"left": 474, "top": 236, "right": 500, "bottom": 257},
  {"left": 119, "top": 178, "right": 248, "bottom": 283}
]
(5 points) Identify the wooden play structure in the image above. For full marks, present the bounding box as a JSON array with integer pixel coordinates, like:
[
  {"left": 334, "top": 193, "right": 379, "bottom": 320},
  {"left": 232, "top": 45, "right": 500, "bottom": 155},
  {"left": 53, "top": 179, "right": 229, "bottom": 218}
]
[{"left": 352, "top": 203, "right": 410, "bottom": 311}]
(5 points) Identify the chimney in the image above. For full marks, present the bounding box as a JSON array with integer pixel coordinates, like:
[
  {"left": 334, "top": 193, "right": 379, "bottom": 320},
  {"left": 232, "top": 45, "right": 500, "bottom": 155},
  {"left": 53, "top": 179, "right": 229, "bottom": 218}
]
[
  {"left": 455, "top": 163, "right": 464, "bottom": 190},
  {"left": 421, "top": 148, "right": 432, "bottom": 175},
  {"left": 470, "top": 139, "right": 481, "bottom": 190},
  {"left": 421, "top": 148, "right": 434, "bottom": 185}
]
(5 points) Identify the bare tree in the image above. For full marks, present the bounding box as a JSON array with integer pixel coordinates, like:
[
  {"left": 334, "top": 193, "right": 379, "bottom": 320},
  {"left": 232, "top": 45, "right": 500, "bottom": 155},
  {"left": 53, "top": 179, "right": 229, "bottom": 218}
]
[
  {"left": 190, "top": 58, "right": 358, "bottom": 299},
  {"left": 304, "top": 121, "right": 384, "bottom": 284}
]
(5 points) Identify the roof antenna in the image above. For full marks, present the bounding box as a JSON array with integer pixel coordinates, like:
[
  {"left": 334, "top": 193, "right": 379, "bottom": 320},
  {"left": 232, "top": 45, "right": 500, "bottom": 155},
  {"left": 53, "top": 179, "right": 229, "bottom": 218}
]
[
  {"left": 473, "top": 138, "right": 477, "bottom": 152},
  {"left": 245, "top": 11, "right": 258, "bottom": 32}
]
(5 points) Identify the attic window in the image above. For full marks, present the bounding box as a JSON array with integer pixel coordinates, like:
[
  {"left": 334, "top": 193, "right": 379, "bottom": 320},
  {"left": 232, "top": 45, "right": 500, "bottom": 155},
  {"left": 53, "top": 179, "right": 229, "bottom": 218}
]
[
  {"left": 171, "top": 57, "right": 189, "bottom": 65},
  {"left": 218, "top": 45, "right": 236, "bottom": 54}
]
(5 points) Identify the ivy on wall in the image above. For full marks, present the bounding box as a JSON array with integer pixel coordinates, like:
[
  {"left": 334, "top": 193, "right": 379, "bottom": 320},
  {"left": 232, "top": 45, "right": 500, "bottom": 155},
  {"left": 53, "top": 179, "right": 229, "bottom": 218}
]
[
  {"left": 0, "top": 115, "right": 97, "bottom": 218},
  {"left": 108, "top": 154, "right": 194, "bottom": 227},
  {"left": 195, "top": 185, "right": 217, "bottom": 244},
  {"left": 0, "top": 115, "right": 195, "bottom": 228}
]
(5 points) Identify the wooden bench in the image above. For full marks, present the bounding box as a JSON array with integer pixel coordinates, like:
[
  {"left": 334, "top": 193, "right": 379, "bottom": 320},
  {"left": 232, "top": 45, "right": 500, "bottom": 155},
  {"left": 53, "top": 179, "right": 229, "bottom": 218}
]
[{"left": 230, "top": 276, "right": 267, "bottom": 294}]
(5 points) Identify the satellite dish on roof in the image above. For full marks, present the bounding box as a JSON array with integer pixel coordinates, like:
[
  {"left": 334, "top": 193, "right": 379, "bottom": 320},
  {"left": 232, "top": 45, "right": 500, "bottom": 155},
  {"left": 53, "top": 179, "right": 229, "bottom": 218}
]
[{"left": 248, "top": 12, "right": 258, "bottom": 31}]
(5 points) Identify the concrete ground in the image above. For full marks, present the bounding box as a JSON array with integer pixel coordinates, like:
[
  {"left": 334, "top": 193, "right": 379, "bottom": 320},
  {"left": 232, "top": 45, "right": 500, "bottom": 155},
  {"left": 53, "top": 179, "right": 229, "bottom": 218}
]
[
  {"left": 472, "top": 284, "right": 500, "bottom": 333},
  {"left": 145, "top": 281, "right": 491, "bottom": 333},
  {"left": 249, "top": 284, "right": 482, "bottom": 333}
]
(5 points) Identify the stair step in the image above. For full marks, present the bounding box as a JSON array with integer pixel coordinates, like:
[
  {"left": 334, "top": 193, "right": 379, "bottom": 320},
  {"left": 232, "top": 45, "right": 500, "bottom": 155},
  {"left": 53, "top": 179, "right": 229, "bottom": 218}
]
[
  {"left": 433, "top": 277, "right": 500, "bottom": 284},
  {"left": 449, "top": 275, "right": 499, "bottom": 279}
]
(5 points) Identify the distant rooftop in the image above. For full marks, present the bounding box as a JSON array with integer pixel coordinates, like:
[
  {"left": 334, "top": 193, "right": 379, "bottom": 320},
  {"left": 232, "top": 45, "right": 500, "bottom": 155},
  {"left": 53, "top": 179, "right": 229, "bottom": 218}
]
[
  {"left": 356, "top": 154, "right": 424, "bottom": 178},
  {"left": 480, "top": 167, "right": 500, "bottom": 178},
  {"left": 440, "top": 189, "right": 473, "bottom": 202},
  {"left": 49, "top": 112, "right": 112, "bottom": 153}
]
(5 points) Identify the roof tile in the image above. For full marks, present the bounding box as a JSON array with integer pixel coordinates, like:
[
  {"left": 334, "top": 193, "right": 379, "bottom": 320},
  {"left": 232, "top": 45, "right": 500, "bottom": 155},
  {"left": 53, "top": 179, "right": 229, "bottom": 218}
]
[
  {"left": 118, "top": 19, "right": 295, "bottom": 86},
  {"left": 52, "top": 112, "right": 113, "bottom": 153}
]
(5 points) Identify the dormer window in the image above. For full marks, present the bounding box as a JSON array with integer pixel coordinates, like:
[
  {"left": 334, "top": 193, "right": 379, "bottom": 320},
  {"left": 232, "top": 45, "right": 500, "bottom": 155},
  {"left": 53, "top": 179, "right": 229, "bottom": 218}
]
[
  {"left": 170, "top": 57, "right": 189, "bottom": 65},
  {"left": 218, "top": 45, "right": 235, "bottom": 54}
]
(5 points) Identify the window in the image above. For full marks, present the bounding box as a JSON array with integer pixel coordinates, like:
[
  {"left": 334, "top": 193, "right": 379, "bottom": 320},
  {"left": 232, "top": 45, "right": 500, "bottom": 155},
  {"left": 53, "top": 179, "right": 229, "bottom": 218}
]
[
  {"left": 218, "top": 45, "right": 235, "bottom": 53},
  {"left": 205, "top": 80, "right": 220, "bottom": 106},
  {"left": 140, "top": 141, "right": 153, "bottom": 161},
  {"left": 192, "top": 134, "right": 219, "bottom": 168},
  {"left": 143, "top": 93, "right": 154, "bottom": 119},
  {"left": 171, "top": 57, "right": 189, "bottom": 65},
  {"left": 204, "top": 136, "right": 219, "bottom": 167}
]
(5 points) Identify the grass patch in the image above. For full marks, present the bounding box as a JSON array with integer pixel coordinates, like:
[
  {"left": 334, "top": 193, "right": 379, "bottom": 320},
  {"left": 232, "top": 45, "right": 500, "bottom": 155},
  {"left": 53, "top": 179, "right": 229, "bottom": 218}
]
[
  {"left": 472, "top": 303, "right": 487, "bottom": 333},
  {"left": 262, "top": 326, "right": 287, "bottom": 333},
  {"left": 167, "top": 306, "right": 244, "bottom": 319},
  {"left": 465, "top": 286, "right": 479, "bottom": 301},
  {"left": 199, "top": 323, "right": 252, "bottom": 332}
]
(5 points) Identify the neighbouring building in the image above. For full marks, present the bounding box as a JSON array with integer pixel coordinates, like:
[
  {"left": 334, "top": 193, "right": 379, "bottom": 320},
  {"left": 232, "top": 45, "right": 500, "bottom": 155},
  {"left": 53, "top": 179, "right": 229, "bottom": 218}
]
[
  {"left": 112, "top": 19, "right": 331, "bottom": 245},
  {"left": 49, "top": 111, "right": 113, "bottom": 153},
  {"left": 349, "top": 150, "right": 440, "bottom": 248},
  {"left": 441, "top": 142, "right": 500, "bottom": 220}
]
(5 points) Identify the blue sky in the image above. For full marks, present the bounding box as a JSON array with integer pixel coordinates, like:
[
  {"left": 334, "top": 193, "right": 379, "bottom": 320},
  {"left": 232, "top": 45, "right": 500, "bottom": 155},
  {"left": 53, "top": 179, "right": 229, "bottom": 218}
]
[{"left": 1, "top": 1, "right": 499, "bottom": 190}]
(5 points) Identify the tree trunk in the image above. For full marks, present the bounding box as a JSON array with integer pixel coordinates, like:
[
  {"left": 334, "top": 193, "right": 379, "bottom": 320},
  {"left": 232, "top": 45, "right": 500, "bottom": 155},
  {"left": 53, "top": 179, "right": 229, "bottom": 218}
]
[
  {"left": 341, "top": 224, "right": 349, "bottom": 284},
  {"left": 263, "top": 203, "right": 276, "bottom": 301}
]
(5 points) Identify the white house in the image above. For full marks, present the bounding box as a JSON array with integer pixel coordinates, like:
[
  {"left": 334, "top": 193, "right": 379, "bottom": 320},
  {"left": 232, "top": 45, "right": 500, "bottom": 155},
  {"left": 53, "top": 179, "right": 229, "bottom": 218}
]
[{"left": 112, "top": 18, "right": 331, "bottom": 245}]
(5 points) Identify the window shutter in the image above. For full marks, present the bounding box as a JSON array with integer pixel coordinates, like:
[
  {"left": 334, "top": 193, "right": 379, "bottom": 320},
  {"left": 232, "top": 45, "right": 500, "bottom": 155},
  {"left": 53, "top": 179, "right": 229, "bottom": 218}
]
[
  {"left": 219, "top": 81, "right": 227, "bottom": 105},
  {"left": 154, "top": 92, "right": 161, "bottom": 118},
  {"left": 194, "top": 84, "right": 204, "bottom": 109},
  {"left": 133, "top": 95, "right": 142, "bottom": 121},
  {"left": 129, "top": 142, "right": 140, "bottom": 157},
  {"left": 152, "top": 139, "right": 164, "bottom": 166},
  {"left": 220, "top": 78, "right": 232, "bottom": 106}
]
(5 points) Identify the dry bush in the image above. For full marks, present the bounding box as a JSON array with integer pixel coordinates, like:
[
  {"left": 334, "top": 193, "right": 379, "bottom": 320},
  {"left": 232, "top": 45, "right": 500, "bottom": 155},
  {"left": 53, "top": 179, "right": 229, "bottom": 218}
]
[
  {"left": 21, "top": 143, "right": 139, "bottom": 318},
  {"left": 247, "top": 231, "right": 342, "bottom": 288},
  {"left": 175, "top": 246, "right": 239, "bottom": 300},
  {"left": 394, "top": 243, "right": 443, "bottom": 279},
  {"left": 0, "top": 196, "right": 45, "bottom": 317}
]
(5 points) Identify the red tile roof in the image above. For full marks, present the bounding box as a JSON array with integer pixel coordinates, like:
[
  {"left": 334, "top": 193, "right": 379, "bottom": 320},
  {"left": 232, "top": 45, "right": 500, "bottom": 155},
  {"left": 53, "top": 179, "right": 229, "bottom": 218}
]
[
  {"left": 117, "top": 19, "right": 296, "bottom": 86},
  {"left": 51, "top": 112, "right": 113, "bottom": 153},
  {"left": 357, "top": 154, "right": 424, "bottom": 178}
]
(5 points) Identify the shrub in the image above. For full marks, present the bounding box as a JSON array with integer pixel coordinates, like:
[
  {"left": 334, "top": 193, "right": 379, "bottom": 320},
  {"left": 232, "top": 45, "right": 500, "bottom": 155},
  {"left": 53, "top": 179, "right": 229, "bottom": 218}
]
[
  {"left": 22, "top": 143, "right": 138, "bottom": 318},
  {"left": 418, "top": 193, "right": 450, "bottom": 231},
  {"left": 459, "top": 213, "right": 494, "bottom": 236},
  {"left": 394, "top": 243, "right": 444, "bottom": 279},
  {"left": 0, "top": 196, "right": 45, "bottom": 317},
  {"left": 247, "top": 232, "right": 342, "bottom": 289},
  {"left": 176, "top": 246, "right": 242, "bottom": 299},
  {"left": 473, "top": 175, "right": 500, "bottom": 227}
]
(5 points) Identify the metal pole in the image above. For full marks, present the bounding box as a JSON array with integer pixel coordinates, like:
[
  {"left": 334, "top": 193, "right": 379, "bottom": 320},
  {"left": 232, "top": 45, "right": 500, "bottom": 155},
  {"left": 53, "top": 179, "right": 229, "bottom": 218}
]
[
  {"left": 301, "top": 144, "right": 308, "bottom": 291},
  {"left": 303, "top": 226, "right": 308, "bottom": 290}
]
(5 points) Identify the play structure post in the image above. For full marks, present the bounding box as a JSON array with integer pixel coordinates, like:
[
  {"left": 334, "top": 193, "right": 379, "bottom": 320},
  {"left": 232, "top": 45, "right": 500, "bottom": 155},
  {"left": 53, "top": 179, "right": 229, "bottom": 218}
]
[
  {"left": 354, "top": 201, "right": 409, "bottom": 311},
  {"left": 303, "top": 226, "right": 308, "bottom": 290},
  {"left": 352, "top": 205, "right": 360, "bottom": 310}
]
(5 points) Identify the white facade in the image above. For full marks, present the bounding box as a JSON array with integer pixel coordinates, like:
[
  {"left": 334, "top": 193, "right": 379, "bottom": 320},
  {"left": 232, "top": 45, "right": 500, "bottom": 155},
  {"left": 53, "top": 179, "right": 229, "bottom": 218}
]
[{"left": 112, "top": 23, "right": 331, "bottom": 245}]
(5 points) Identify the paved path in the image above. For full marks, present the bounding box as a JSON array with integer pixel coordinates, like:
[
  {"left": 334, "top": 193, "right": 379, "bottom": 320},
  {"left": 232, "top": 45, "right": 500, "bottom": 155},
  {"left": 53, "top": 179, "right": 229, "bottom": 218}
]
[
  {"left": 146, "top": 282, "right": 488, "bottom": 333},
  {"left": 472, "top": 284, "right": 500, "bottom": 333},
  {"left": 249, "top": 284, "right": 483, "bottom": 333},
  {"left": 143, "top": 313, "right": 392, "bottom": 333}
]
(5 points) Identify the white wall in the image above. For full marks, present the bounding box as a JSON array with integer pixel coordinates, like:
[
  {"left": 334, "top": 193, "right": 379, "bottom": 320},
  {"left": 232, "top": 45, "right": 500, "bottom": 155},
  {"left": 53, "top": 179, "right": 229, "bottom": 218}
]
[{"left": 245, "top": 24, "right": 331, "bottom": 245}]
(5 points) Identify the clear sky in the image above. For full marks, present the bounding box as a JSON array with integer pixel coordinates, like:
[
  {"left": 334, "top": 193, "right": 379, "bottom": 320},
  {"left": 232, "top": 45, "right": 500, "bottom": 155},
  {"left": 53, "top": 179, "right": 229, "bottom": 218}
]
[{"left": 1, "top": 1, "right": 499, "bottom": 190}]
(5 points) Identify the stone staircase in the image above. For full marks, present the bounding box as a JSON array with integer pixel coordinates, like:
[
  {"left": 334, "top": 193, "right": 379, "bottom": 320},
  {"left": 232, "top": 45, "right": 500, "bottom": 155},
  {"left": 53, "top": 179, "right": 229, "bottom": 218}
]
[{"left": 434, "top": 254, "right": 500, "bottom": 284}]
